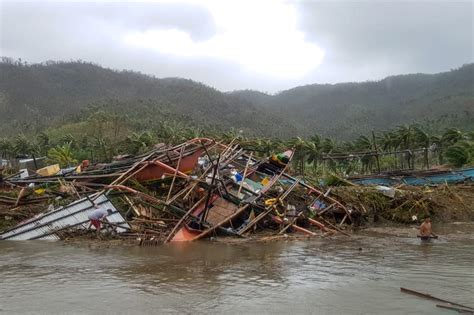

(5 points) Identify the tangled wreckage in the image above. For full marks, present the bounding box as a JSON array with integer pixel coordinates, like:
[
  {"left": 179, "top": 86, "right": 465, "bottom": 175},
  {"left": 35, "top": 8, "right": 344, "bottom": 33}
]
[{"left": 1, "top": 138, "right": 360, "bottom": 243}]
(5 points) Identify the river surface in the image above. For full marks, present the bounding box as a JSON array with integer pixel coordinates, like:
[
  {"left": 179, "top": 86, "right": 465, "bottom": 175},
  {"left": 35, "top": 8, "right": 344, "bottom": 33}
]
[{"left": 1, "top": 223, "right": 473, "bottom": 314}]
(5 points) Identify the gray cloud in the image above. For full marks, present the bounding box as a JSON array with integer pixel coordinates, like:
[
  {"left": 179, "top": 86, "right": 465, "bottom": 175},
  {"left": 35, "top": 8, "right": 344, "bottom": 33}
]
[
  {"left": 297, "top": 1, "right": 473, "bottom": 81},
  {"left": 1, "top": 1, "right": 472, "bottom": 92}
]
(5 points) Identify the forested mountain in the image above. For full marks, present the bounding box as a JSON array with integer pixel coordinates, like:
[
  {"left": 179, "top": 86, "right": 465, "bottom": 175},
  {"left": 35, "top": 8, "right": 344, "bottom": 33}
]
[
  {"left": 1, "top": 58, "right": 472, "bottom": 140},
  {"left": 230, "top": 64, "right": 474, "bottom": 139},
  {"left": 0, "top": 58, "right": 295, "bottom": 137}
]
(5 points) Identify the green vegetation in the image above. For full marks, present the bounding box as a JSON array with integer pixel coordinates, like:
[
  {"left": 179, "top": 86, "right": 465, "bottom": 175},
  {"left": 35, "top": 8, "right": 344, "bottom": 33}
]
[
  {"left": 231, "top": 64, "right": 474, "bottom": 139},
  {"left": 1, "top": 115, "right": 472, "bottom": 177},
  {"left": 0, "top": 58, "right": 473, "bottom": 176},
  {"left": 1, "top": 58, "right": 472, "bottom": 140},
  {"left": 47, "top": 142, "right": 77, "bottom": 167},
  {"left": 0, "top": 58, "right": 294, "bottom": 138}
]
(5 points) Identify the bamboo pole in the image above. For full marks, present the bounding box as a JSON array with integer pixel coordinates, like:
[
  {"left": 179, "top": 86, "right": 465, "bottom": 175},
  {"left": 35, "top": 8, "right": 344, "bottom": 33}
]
[
  {"left": 317, "top": 217, "right": 351, "bottom": 236},
  {"left": 400, "top": 288, "right": 473, "bottom": 310},
  {"left": 273, "top": 215, "right": 316, "bottom": 236},
  {"left": 237, "top": 153, "right": 253, "bottom": 198},
  {"left": 165, "top": 146, "right": 185, "bottom": 202}
]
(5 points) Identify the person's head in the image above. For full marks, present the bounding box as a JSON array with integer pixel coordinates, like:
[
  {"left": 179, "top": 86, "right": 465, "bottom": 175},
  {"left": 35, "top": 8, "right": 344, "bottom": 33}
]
[
  {"left": 424, "top": 216, "right": 431, "bottom": 223},
  {"left": 107, "top": 209, "right": 113, "bottom": 215}
]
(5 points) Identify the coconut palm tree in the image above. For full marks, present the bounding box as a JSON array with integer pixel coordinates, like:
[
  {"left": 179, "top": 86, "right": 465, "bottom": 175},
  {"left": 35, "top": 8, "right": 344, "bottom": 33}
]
[
  {"left": 304, "top": 142, "right": 317, "bottom": 170},
  {"left": 444, "top": 140, "right": 473, "bottom": 167},
  {"left": 36, "top": 132, "right": 50, "bottom": 153},
  {"left": 351, "top": 135, "right": 375, "bottom": 173},
  {"left": 13, "top": 135, "right": 35, "bottom": 157},
  {"left": 287, "top": 137, "right": 307, "bottom": 175},
  {"left": 394, "top": 125, "right": 417, "bottom": 169},
  {"left": 0, "top": 138, "right": 14, "bottom": 159},
  {"left": 413, "top": 126, "right": 431, "bottom": 169},
  {"left": 442, "top": 127, "right": 466, "bottom": 145},
  {"left": 430, "top": 128, "right": 467, "bottom": 166}
]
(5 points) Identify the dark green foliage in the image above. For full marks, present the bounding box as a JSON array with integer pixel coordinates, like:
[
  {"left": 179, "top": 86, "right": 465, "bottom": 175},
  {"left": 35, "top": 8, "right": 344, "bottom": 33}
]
[
  {"left": 231, "top": 64, "right": 474, "bottom": 139},
  {"left": 0, "top": 58, "right": 295, "bottom": 138},
  {"left": 1, "top": 58, "right": 472, "bottom": 140},
  {"left": 444, "top": 141, "right": 474, "bottom": 167}
]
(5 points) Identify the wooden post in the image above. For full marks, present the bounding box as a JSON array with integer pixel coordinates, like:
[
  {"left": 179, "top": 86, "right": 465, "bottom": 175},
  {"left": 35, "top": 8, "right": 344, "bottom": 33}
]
[
  {"left": 32, "top": 154, "right": 38, "bottom": 170},
  {"left": 372, "top": 130, "right": 381, "bottom": 174},
  {"left": 424, "top": 147, "right": 429, "bottom": 170}
]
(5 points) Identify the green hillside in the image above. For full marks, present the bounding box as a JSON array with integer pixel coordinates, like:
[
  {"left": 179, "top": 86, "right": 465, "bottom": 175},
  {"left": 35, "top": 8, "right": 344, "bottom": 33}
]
[
  {"left": 231, "top": 64, "right": 474, "bottom": 139},
  {"left": 0, "top": 58, "right": 295, "bottom": 138},
  {"left": 1, "top": 58, "right": 472, "bottom": 140}
]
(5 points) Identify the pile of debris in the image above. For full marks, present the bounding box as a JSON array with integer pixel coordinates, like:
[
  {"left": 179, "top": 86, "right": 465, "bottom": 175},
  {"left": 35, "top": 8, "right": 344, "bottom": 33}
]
[
  {"left": 331, "top": 183, "right": 474, "bottom": 224},
  {"left": 0, "top": 138, "right": 355, "bottom": 244}
]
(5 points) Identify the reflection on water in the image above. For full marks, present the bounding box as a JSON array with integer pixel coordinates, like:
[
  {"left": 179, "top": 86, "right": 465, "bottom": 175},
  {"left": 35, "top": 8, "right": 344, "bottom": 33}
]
[{"left": 1, "top": 223, "right": 473, "bottom": 314}]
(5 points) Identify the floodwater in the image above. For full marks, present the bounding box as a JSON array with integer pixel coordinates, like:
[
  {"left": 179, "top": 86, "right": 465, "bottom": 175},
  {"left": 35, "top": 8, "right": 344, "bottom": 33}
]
[{"left": 1, "top": 224, "right": 473, "bottom": 315}]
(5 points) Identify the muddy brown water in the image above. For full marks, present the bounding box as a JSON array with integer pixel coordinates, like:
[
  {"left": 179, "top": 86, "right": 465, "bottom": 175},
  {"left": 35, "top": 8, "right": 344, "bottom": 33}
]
[{"left": 1, "top": 223, "right": 473, "bottom": 314}]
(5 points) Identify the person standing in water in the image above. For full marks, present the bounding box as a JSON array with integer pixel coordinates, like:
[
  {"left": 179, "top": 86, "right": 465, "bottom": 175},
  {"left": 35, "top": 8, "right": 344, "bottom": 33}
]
[{"left": 419, "top": 216, "right": 437, "bottom": 240}]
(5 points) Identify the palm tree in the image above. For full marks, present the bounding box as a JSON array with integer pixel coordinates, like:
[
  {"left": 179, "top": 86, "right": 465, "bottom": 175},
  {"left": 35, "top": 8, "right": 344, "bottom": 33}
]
[
  {"left": 305, "top": 141, "right": 321, "bottom": 172},
  {"left": 431, "top": 128, "right": 466, "bottom": 166},
  {"left": 413, "top": 126, "right": 431, "bottom": 169},
  {"left": 13, "top": 134, "right": 34, "bottom": 157},
  {"left": 352, "top": 135, "right": 378, "bottom": 173},
  {"left": 245, "top": 137, "right": 274, "bottom": 157},
  {"left": 379, "top": 131, "right": 396, "bottom": 151},
  {"left": 287, "top": 137, "right": 307, "bottom": 175},
  {"left": 444, "top": 140, "right": 473, "bottom": 167},
  {"left": 442, "top": 128, "right": 466, "bottom": 145},
  {"left": 36, "top": 132, "right": 50, "bottom": 154},
  {"left": 395, "top": 125, "right": 417, "bottom": 169},
  {"left": 0, "top": 138, "right": 14, "bottom": 159}
]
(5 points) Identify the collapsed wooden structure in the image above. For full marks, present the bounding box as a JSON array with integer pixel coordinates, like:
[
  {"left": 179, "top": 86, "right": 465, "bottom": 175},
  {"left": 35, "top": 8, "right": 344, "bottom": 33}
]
[{"left": 2, "top": 138, "right": 355, "bottom": 243}]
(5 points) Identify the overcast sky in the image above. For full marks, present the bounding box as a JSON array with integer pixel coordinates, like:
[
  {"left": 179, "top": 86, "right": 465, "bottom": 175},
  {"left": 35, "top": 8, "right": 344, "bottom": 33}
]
[{"left": 1, "top": 0, "right": 472, "bottom": 92}]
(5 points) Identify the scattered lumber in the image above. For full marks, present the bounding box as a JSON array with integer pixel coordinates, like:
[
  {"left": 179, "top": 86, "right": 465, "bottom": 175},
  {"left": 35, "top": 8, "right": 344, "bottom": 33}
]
[{"left": 1, "top": 137, "right": 359, "bottom": 244}]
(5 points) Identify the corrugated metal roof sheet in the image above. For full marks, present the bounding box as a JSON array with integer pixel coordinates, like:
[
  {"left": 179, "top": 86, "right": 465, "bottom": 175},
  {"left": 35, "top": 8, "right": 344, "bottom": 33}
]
[{"left": 0, "top": 194, "right": 131, "bottom": 241}]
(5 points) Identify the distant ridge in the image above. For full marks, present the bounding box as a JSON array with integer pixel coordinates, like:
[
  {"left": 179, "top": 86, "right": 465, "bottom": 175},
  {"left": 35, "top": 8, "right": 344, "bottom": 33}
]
[{"left": 1, "top": 57, "right": 472, "bottom": 138}]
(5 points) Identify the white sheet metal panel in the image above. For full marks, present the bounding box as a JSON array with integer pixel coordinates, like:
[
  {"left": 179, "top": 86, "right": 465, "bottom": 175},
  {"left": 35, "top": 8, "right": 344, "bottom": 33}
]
[{"left": 0, "top": 194, "right": 131, "bottom": 240}]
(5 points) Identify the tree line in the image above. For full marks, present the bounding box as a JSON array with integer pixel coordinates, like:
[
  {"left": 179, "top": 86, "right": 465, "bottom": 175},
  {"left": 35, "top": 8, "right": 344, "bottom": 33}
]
[{"left": 1, "top": 114, "right": 472, "bottom": 176}]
